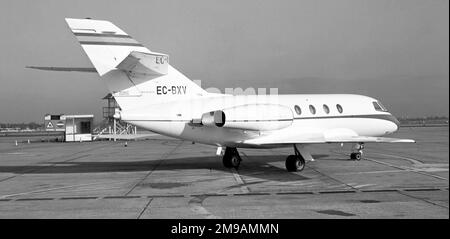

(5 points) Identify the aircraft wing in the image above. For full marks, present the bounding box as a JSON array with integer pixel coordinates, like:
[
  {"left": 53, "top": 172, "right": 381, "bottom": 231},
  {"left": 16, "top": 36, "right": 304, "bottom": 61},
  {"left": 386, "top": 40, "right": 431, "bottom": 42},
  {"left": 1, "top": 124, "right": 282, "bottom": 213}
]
[
  {"left": 323, "top": 136, "right": 415, "bottom": 143},
  {"left": 242, "top": 132, "right": 415, "bottom": 146}
]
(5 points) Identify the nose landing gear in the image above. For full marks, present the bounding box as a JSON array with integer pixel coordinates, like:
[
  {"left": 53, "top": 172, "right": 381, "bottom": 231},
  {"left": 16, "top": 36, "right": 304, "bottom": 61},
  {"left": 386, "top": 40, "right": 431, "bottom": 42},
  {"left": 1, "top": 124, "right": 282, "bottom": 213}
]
[{"left": 350, "top": 143, "right": 364, "bottom": 161}]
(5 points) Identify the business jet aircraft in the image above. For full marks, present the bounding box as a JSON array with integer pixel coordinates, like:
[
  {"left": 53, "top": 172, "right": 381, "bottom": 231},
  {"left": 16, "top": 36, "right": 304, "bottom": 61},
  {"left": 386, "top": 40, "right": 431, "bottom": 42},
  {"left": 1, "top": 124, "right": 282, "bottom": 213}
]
[{"left": 34, "top": 18, "right": 416, "bottom": 172}]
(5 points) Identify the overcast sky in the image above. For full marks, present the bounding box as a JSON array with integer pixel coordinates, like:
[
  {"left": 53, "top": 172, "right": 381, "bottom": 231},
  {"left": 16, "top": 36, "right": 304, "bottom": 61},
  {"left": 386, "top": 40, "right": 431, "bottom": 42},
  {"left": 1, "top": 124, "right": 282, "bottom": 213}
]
[{"left": 0, "top": 0, "right": 448, "bottom": 123}]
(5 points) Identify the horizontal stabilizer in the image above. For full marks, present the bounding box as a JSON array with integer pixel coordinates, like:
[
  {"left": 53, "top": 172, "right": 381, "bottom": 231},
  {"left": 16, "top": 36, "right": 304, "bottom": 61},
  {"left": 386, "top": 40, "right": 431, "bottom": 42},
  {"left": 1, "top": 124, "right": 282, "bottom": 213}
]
[
  {"left": 116, "top": 51, "right": 169, "bottom": 76},
  {"left": 26, "top": 66, "right": 97, "bottom": 73},
  {"left": 94, "top": 133, "right": 159, "bottom": 140}
]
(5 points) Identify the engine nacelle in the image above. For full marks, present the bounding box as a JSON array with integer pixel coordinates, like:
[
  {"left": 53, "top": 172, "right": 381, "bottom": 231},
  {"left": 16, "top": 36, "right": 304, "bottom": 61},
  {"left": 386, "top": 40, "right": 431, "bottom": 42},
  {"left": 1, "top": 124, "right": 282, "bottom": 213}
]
[
  {"left": 200, "top": 104, "right": 293, "bottom": 131},
  {"left": 201, "top": 110, "right": 226, "bottom": 127}
]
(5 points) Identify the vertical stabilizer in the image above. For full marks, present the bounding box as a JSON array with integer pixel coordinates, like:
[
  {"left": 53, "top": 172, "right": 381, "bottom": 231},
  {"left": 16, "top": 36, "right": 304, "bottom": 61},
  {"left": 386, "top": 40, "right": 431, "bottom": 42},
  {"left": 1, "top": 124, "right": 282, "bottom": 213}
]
[
  {"left": 65, "top": 18, "right": 207, "bottom": 111},
  {"left": 65, "top": 18, "right": 151, "bottom": 76}
]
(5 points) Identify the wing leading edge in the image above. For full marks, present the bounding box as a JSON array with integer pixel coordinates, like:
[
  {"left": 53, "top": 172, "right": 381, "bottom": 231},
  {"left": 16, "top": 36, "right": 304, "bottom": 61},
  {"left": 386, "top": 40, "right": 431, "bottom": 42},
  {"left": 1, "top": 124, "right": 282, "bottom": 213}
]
[
  {"left": 243, "top": 135, "right": 415, "bottom": 146},
  {"left": 323, "top": 136, "right": 415, "bottom": 143}
]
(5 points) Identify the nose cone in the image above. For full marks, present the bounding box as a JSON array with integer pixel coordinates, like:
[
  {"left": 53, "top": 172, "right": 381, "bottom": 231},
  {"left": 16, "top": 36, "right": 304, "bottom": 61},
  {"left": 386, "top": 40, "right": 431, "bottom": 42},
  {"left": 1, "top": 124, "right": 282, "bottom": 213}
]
[{"left": 389, "top": 114, "right": 400, "bottom": 132}]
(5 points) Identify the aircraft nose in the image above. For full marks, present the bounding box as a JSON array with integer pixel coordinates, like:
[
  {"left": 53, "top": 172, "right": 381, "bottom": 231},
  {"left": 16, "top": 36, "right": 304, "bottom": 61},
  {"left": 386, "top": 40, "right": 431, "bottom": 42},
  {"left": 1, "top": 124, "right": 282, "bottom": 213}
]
[{"left": 390, "top": 114, "right": 400, "bottom": 131}]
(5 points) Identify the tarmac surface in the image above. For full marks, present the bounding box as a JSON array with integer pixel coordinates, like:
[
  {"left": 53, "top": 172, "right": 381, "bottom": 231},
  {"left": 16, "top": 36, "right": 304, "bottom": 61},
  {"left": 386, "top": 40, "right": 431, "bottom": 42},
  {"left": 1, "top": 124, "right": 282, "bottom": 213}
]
[{"left": 0, "top": 127, "right": 448, "bottom": 218}]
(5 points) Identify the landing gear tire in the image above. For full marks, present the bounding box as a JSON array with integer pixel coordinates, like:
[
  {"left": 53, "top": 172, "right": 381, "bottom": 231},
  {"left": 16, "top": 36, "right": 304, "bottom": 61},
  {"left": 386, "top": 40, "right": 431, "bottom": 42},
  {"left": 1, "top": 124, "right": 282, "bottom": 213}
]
[
  {"left": 285, "top": 155, "right": 305, "bottom": 172},
  {"left": 223, "top": 147, "right": 241, "bottom": 169},
  {"left": 350, "top": 152, "right": 362, "bottom": 161}
]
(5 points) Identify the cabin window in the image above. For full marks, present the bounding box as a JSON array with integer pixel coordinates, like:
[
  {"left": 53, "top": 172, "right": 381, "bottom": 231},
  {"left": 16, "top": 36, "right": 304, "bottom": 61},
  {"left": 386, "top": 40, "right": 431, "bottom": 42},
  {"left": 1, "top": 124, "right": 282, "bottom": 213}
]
[
  {"left": 373, "top": 101, "right": 388, "bottom": 112},
  {"left": 323, "top": 104, "right": 330, "bottom": 114},
  {"left": 336, "top": 104, "right": 343, "bottom": 113},
  {"left": 309, "top": 105, "right": 316, "bottom": 114},
  {"left": 294, "top": 105, "right": 301, "bottom": 115}
]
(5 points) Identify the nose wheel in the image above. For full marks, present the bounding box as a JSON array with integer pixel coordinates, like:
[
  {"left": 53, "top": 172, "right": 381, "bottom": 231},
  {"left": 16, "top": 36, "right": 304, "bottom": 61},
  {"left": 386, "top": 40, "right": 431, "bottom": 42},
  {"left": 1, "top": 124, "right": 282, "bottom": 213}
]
[
  {"left": 223, "top": 147, "right": 242, "bottom": 169},
  {"left": 350, "top": 143, "right": 364, "bottom": 161},
  {"left": 285, "top": 144, "right": 306, "bottom": 172},
  {"left": 350, "top": 152, "right": 362, "bottom": 161}
]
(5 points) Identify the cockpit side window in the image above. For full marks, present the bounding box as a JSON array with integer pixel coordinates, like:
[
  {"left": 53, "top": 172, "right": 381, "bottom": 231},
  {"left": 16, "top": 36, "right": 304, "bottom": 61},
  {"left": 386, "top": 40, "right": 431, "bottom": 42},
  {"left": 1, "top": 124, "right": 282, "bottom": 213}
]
[{"left": 373, "top": 101, "right": 388, "bottom": 112}]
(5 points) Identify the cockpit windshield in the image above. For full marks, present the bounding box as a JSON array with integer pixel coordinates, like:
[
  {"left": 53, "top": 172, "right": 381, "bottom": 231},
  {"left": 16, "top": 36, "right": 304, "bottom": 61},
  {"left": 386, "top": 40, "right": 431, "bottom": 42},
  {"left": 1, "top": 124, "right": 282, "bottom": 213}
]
[{"left": 373, "top": 101, "right": 388, "bottom": 112}]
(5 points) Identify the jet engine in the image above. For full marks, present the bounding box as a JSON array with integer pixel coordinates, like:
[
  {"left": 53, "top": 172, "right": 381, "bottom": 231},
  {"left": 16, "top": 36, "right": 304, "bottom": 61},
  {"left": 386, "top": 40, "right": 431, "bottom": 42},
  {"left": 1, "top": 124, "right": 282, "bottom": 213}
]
[
  {"left": 200, "top": 104, "right": 293, "bottom": 131},
  {"left": 201, "top": 110, "right": 226, "bottom": 127}
]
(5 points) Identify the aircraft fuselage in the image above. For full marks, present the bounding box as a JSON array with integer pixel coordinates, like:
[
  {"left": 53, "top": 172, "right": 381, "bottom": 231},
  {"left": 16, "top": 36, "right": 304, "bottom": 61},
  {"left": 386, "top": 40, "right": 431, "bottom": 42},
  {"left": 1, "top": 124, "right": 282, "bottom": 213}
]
[{"left": 120, "top": 94, "right": 399, "bottom": 148}]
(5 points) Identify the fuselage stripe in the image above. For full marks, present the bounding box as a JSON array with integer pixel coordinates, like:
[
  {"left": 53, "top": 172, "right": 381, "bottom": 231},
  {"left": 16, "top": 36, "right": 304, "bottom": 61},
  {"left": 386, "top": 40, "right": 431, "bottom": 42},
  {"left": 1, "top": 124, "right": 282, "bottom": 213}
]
[
  {"left": 296, "top": 114, "right": 399, "bottom": 126},
  {"left": 125, "top": 114, "right": 399, "bottom": 126},
  {"left": 79, "top": 41, "right": 144, "bottom": 47},
  {"left": 74, "top": 32, "right": 132, "bottom": 38}
]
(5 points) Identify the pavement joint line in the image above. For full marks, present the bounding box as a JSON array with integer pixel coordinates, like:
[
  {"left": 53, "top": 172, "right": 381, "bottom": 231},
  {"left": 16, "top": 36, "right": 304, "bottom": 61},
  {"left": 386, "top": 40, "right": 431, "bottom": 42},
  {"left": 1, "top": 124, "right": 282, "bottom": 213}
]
[
  {"left": 305, "top": 164, "right": 360, "bottom": 191},
  {"left": 124, "top": 140, "right": 184, "bottom": 196},
  {"left": 403, "top": 188, "right": 442, "bottom": 192},
  {"left": 59, "top": 196, "right": 99, "bottom": 200},
  {"left": 146, "top": 194, "right": 185, "bottom": 198},
  {"left": 137, "top": 198, "right": 153, "bottom": 219},
  {"left": 204, "top": 194, "right": 227, "bottom": 197},
  {"left": 361, "top": 189, "right": 399, "bottom": 193},
  {"left": 276, "top": 191, "right": 315, "bottom": 195},
  {"left": 319, "top": 190, "right": 357, "bottom": 194},
  {"left": 14, "top": 198, "right": 54, "bottom": 201},
  {"left": 191, "top": 194, "right": 214, "bottom": 197},
  {"left": 103, "top": 195, "right": 142, "bottom": 199},
  {"left": 396, "top": 190, "right": 449, "bottom": 210},
  {"left": 233, "top": 192, "right": 271, "bottom": 196}
]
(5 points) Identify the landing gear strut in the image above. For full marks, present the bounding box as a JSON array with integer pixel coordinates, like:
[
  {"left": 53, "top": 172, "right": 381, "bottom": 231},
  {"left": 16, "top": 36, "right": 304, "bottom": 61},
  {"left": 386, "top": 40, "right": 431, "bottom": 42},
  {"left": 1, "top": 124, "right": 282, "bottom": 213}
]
[
  {"left": 223, "top": 147, "right": 242, "bottom": 169},
  {"left": 350, "top": 143, "right": 364, "bottom": 161},
  {"left": 285, "top": 144, "right": 306, "bottom": 172}
]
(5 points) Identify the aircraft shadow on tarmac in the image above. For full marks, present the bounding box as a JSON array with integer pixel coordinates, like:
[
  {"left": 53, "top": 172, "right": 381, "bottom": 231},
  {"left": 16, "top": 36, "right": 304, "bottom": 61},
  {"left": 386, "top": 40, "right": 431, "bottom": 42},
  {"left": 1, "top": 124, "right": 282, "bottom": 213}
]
[{"left": 0, "top": 154, "right": 330, "bottom": 182}]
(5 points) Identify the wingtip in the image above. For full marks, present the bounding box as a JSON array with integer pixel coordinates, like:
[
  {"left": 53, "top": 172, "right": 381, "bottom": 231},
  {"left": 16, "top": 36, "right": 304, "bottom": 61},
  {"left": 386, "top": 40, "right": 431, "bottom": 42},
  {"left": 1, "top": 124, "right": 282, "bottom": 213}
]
[{"left": 404, "top": 139, "right": 416, "bottom": 143}]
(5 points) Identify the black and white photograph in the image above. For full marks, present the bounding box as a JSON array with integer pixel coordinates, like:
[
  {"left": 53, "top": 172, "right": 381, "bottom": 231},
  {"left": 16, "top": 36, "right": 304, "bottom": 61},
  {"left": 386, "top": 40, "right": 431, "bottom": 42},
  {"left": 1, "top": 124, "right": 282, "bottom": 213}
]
[{"left": 0, "top": 0, "right": 448, "bottom": 229}]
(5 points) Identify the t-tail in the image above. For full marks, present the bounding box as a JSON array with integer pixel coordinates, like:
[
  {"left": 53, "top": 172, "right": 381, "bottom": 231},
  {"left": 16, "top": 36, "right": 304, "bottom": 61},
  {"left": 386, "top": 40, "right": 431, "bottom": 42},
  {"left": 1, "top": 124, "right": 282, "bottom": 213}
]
[{"left": 65, "top": 18, "right": 207, "bottom": 111}]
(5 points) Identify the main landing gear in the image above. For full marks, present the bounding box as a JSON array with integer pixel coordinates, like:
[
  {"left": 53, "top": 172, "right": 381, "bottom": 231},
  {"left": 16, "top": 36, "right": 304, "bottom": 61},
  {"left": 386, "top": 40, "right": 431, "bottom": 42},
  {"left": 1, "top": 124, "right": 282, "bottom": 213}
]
[
  {"left": 285, "top": 144, "right": 306, "bottom": 172},
  {"left": 350, "top": 143, "right": 364, "bottom": 161},
  {"left": 222, "top": 147, "right": 242, "bottom": 169}
]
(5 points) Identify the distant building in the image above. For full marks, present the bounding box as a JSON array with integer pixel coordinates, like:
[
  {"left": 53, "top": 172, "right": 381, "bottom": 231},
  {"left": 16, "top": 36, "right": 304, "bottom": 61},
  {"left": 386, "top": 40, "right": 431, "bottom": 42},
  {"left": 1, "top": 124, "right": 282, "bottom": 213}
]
[{"left": 44, "top": 114, "right": 94, "bottom": 142}]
